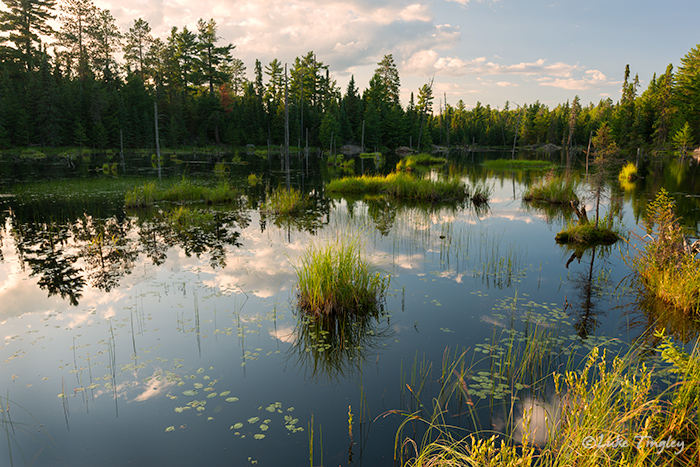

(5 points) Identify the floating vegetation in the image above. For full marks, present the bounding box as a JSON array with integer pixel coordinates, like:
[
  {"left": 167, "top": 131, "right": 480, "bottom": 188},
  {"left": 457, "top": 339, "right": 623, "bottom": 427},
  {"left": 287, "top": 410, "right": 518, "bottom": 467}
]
[
  {"left": 293, "top": 235, "right": 390, "bottom": 317},
  {"left": 522, "top": 170, "right": 579, "bottom": 205},
  {"left": 555, "top": 221, "right": 620, "bottom": 246},
  {"left": 247, "top": 173, "right": 263, "bottom": 186},
  {"left": 396, "top": 153, "right": 447, "bottom": 172},
  {"left": 482, "top": 158, "right": 557, "bottom": 170},
  {"left": 125, "top": 178, "right": 239, "bottom": 208},
  {"left": 327, "top": 172, "right": 467, "bottom": 202}
]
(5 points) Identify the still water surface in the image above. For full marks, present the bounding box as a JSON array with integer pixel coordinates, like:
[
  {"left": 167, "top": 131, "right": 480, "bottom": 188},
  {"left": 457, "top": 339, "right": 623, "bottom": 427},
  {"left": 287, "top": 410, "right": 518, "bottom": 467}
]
[{"left": 0, "top": 150, "right": 699, "bottom": 465}]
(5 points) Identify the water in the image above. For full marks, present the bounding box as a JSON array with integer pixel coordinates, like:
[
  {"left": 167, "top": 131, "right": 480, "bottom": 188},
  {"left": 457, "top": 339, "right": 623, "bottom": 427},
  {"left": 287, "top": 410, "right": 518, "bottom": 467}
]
[{"left": 0, "top": 149, "right": 698, "bottom": 466}]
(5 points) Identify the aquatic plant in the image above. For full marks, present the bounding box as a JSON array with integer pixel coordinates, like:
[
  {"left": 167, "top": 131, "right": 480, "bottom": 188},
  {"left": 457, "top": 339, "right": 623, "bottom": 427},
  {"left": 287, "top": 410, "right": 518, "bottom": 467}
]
[
  {"left": 483, "top": 159, "right": 557, "bottom": 170},
  {"left": 629, "top": 188, "right": 700, "bottom": 314},
  {"left": 293, "top": 235, "right": 389, "bottom": 317},
  {"left": 555, "top": 211, "right": 620, "bottom": 246},
  {"left": 522, "top": 171, "right": 579, "bottom": 205},
  {"left": 124, "top": 179, "right": 238, "bottom": 208},
  {"left": 396, "top": 154, "right": 447, "bottom": 172},
  {"left": 395, "top": 332, "right": 700, "bottom": 467},
  {"left": 327, "top": 172, "right": 467, "bottom": 202},
  {"left": 261, "top": 187, "right": 308, "bottom": 215}
]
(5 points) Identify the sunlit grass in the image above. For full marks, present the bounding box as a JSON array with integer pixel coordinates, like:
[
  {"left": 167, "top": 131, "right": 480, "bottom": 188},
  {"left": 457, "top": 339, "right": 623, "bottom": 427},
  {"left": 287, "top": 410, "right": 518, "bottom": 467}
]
[
  {"left": 630, "top": 188, "right": 700, "bottom": 314},
  {"left": 327, "top": 172, "right": 467, "bottom": 202},
  {"left": 395, "top": 331, "right": 700, "bottom": 467},
  {"left": 396, "top": 153, "right": 447, "bottom": 172}
]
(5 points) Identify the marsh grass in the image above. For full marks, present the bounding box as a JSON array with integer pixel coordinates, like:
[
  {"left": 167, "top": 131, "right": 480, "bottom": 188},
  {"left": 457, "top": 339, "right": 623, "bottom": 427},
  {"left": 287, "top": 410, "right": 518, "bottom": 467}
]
[
  {"left": 327, "top": 172, "right": 467, "bottom": 202},
  {"left": 483, "top": 159, "right": 557, "bottom": 170},
  {"left": 261, "top": 187, "right": 309, "bottom": 215},
  {"left": 124, "top": 178, "right": 238, "bottom": 208},
  {"left": 522, "top": 171, "right": 579, "bottom": 205},
  {"left": 293, "top": 236, "right": 389, "bottom": 317},
  {"left": 396, "top": 154, "right": 447, "bottom": 172},
  {"left": 395, "top": 332, "right": 700, "bottom": 467},
  {"left": 629, "top": 188, "right": 700, "bottom": 314}
]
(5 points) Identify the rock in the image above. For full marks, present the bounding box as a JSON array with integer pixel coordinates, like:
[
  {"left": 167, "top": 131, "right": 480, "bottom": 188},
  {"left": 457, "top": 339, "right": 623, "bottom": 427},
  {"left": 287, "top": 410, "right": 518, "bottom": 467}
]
[
  {"left": 395, "top": 146, "right": 414, "bottom": 156},
  {"left": 340, "top": 144, "right": 362, "bottom": 156}
]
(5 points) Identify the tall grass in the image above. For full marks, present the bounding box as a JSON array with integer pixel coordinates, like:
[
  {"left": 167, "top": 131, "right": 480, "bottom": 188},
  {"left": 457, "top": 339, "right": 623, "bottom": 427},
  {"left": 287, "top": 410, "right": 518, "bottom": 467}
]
[
  {"left": 395, "top": 332, "right": 700, "bottom": 467},
  {"left": 629, "top": 188, "right": 700, "bottom": 314},
  {"left": 522, "top": 171, "right": 579, "bottom": 205},
  {"left": 293, "top": 235, "right": 389, "bottom": 317},
  {"left": 327, "top": 172, "right": 467, "bottom": 202}
]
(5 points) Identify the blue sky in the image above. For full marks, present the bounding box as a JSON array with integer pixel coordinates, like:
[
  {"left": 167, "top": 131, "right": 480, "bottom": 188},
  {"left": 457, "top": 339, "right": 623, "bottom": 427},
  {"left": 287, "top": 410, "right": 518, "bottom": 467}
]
[{"left": 93, "top": 0, "right": 699, "bottom": 109}]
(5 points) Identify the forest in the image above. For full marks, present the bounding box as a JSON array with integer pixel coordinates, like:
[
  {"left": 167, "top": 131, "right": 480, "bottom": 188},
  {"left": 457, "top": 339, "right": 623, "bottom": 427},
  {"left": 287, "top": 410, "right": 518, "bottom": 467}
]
[{"left": 1, "top": 0, "right": 699, "bottom": 154}]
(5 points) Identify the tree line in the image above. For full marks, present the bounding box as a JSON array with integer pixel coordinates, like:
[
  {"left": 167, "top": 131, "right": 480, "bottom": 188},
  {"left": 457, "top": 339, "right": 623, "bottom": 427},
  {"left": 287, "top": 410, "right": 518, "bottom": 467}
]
[{"left": 0, "top": 0, "right": 699, "bottom": 153}]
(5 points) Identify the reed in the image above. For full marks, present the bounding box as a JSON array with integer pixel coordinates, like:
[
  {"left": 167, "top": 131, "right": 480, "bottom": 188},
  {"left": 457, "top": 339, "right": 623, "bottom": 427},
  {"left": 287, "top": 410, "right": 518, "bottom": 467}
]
[
  {"left": 394, "top": 332, "right": 700, "bottom": 467},
  {"left": 293, "top": 235, "right": 389, "bottom": 317}
]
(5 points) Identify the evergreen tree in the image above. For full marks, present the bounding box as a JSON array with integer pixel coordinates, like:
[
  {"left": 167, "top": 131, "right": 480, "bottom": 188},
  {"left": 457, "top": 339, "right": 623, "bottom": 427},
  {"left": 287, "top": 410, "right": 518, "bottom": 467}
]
[
  {"left": 0, "top": 0, "right": 56, "bottom": 72},
  {"left": 197, "top": 18, "right": 234, "bottom": 96},
  {"left": 124, "top": 18, "right": 153, "bottom": 81},
  {"left": 674, "top": 44, "right": 700, "bottom": 143}
]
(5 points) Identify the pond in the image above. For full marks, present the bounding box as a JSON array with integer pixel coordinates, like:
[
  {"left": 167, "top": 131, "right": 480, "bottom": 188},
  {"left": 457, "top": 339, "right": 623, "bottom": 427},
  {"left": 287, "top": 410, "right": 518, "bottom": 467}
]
[{"left": 0, "top": 149, "right": 699, "bottom": 466}]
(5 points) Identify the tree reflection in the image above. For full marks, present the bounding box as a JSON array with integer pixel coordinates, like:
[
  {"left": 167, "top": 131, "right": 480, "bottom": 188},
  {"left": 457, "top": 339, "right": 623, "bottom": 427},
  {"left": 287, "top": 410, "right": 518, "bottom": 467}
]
[
  {"left": 16, "top": 223, "right": 85, "bottom": 306},
  {"left": 562, "top": 244, "right": 614, "bottom": 339},
  {"left": 7, "top": 202, "right": 249, "bottom": 304}
]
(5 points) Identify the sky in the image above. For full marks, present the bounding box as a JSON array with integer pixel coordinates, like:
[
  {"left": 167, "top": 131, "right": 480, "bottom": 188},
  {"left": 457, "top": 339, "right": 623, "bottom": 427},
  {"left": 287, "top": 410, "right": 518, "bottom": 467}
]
[{"left": 88, "top": 0, "right": 700, "bottom": 109}]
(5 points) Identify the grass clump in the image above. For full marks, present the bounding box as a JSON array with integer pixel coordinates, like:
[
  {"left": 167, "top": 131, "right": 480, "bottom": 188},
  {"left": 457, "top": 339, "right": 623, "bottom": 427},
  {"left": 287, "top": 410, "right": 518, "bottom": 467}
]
[
  {"left": 293, "top": 236, "right": 389, "bottom": 317},
  {"left": 555, "top": 212, "right": 620, "bottom": 246},
  {"left": 483, "top": 158, "right": 557, "bottom": 170},
  {"left": 396, "top": 153, "right": 447, "bottom": 172},
  {"left": 630, "top": 188, "right": 700, "bottom": 314},
  {"left": 522, "top": 171, "right": 579, "bottom": 205},
  {"left": 327, "top": 172, "right": 467, "bottom": 202},
  {"left": 261, "top": 187, "right": 308, "bottom": 215},
  {"left": 125, "top": 179, "right": 238, "bottom": 208},
  {"left": 618, "top": 161, "right": 638, "bottom": 182}
]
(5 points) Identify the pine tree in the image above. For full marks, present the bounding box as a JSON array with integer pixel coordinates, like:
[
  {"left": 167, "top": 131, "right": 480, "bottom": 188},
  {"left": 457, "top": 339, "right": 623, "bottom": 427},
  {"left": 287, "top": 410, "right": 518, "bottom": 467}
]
[
  {"left": 124, "top": 18, "right": 153, "bottom": 81},
  {"left": 0, "top": 0, "right": 56, "bottom": 72}
]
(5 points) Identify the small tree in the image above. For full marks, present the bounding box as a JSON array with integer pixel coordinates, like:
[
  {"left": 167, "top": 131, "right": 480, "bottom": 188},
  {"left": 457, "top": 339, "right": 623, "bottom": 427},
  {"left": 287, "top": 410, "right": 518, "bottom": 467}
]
[{"left": 671, "top": 122, "right": 694, "bottom": 155}]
